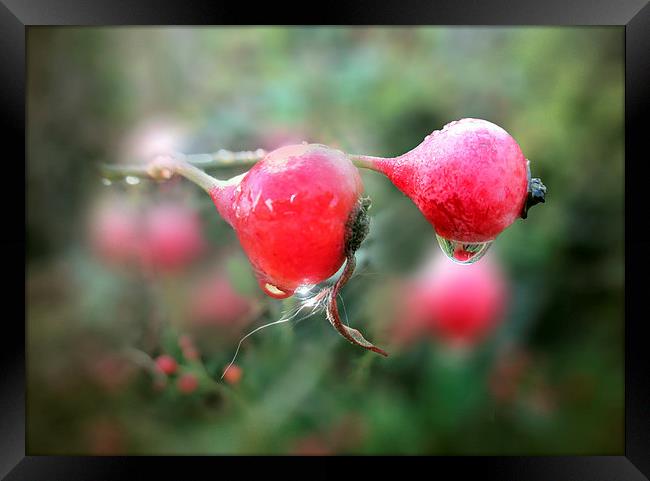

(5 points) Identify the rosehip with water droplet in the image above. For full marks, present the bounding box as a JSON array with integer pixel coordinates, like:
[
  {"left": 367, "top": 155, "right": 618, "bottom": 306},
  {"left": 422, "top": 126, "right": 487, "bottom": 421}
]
[
  {"left": 209, "top": 144, "right": 364, "bottom": 299},
  {"left": 356, "top": 118, "right": 545, "bottom": 263}
]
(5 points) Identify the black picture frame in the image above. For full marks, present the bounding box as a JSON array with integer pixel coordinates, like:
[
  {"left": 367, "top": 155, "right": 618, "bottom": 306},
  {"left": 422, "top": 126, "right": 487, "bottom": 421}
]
[{"left": 6, "top": 1, "right": 650, "bottom": 479}]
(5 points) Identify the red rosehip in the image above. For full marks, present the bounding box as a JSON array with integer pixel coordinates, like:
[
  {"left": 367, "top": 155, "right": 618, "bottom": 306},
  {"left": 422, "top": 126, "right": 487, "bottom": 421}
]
[
  {"left": 209, "top": 144, "right": 363, "bottom": 299},
  {"left": 222, "top": 364, "right": 242, "bottom": 385},
  {"left": 358, "top": 118, "right": 545, "bottom": 263},
  {"left": 176, "top": 373, "right": 199, "bottom": 394},
  {"left": 404, "top": 253, "right": 508, "bottom": 347},
  {"left": 140, "top": 203, "right": 206, "bottom": 272},
  {"left": 189, "top": 272, "right": 255, "bottom": 327},
  {"left": 155, "top": 354, "right": 177, "bottom": 375}
]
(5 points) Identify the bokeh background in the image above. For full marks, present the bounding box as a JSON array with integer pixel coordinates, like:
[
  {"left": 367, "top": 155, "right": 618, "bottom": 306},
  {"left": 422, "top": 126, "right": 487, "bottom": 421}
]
[{"left": 26, "top": 27, "right": 624, "bottom": 455}]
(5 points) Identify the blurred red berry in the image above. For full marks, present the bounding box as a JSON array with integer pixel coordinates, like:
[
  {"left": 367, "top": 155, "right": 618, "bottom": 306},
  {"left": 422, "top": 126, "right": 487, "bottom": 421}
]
[
  {"left": 398, "top": 253, "right": 508, "bottom": 348},
  {"left": 190, "top": 273, "right": 255, "bottom": 327},
  {"left": 140, "top": 203, "right": 206, "bottom": 273},
  {"left": 223, "top": 364, "right": 242, "bottom": 385},
  {"left": 155, "top": 354, "right": 178, "bottom": 375},
  {"left": 176, "top": 373, "right": 199, "bottom": 394}
]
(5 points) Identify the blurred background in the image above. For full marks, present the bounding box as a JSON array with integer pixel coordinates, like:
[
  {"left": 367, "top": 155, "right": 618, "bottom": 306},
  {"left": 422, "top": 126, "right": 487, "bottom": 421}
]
[{"left": 26, "top": 27, "right": 623, "bottom": 455}]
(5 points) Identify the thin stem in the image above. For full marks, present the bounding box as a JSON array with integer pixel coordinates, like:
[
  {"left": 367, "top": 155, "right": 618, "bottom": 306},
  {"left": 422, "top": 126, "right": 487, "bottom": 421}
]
[
  {"left": 348, "top": 154, "right": 388, "bottom": 173},
  {"left": 182, "top": 149, "right": 267, "bottom": 168},
  {"left": 172, "top": 159, "right": 222, "bottom": 193},
  {"left": 100, "top": 149, "right": 388, "bottom": 189},
  {"left": 100, "top": 163, "right": 150, "bottom": 180},
  {"left": 100, "top": 154, "right": 222, "bottom": 194}
]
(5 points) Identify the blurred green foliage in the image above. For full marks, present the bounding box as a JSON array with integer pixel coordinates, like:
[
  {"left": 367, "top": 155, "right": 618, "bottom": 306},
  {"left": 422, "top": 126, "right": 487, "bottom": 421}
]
[{"left": 27, "top": 27, "right": 623, "bottom": 454}]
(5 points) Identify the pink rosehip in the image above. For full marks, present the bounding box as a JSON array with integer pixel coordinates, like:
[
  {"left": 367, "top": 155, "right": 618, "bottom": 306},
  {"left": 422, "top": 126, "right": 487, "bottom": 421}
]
[
  {"left": 140, "top": 203, "right": 206, "bottom": 273},
  {"left": 358, "top": 118, "right": 545, "bottom": 263},
  {"left": 190, "top": 273, "right": 255, "bottom": 328},
  {"left": 401, "top": 253, "right": 508, "bottom": 347}
]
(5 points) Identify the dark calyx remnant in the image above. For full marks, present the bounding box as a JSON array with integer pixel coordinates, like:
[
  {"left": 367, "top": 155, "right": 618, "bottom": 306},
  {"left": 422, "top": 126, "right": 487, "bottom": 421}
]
[
  {"left": 345, "top": 196, "right": 372, "bottom": 255},
  {"left": 521, "top": 160, "right": 547, "bottom": 219},
  {"left": 325, "top": 196, "right": 388, "bottom": 357}
]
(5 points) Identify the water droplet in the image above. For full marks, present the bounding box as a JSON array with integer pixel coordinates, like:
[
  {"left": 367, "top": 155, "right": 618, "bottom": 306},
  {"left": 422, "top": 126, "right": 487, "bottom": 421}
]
[
  {"left": 259, "top": 281, "right": 294, "bottom": 299},
  {"left": 295, "top": 285, "right": 314, "bottom": 298},
  {"left": 125, "top": 176, "right": 140, "bottom": 185},
  {"left": 436, "top": 234, "right": 492, "bottom": 265},
  {"left": 101, "top": 178, "right": 112, "bottom": 186}
]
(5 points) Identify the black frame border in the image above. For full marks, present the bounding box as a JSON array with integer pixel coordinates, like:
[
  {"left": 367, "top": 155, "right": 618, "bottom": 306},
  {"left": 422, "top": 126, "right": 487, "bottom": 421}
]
[{"left": 6, "top": 0, "right": 650, "bottom": 479}]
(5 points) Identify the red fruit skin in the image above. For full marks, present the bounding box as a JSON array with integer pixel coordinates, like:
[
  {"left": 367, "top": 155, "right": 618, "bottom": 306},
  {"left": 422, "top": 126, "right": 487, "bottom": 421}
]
[
  {"left": 177, "top": 373, "right": 199, "bottom": 394},
  {"left": 405, "top": 254, "right": 508, "bottom": 346},
  {"left": 141, "top": 203, "right": 206, "bottom": 272},
  {"left": 210, "top": 144, "right": 363, "bottom": 298},
  {"left": 190, "top": 274, "right": 254, "bottom": 327},
  {"left": 374, "top": 118, "right": 529, "bottom": 243},
  {"left": 155, "top": 354, "right": 177, "bottom": 375},
  {"left": 223, "top": 364, "right": 242, "bottom": 385}
]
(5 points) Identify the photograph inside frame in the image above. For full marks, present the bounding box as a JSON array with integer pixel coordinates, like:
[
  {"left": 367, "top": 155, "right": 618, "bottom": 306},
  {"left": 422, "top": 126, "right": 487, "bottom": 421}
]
[{"left": 26, "top": 26, "right": 623, "bottom": 455}]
